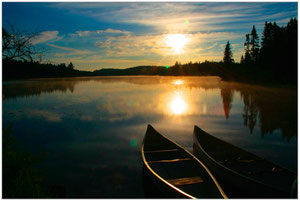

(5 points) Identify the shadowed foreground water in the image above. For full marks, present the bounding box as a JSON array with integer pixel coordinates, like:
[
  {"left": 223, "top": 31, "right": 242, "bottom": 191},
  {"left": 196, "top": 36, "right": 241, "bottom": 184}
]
[{"left": 2, "top": 76, "right": 297, "bottom": 198}]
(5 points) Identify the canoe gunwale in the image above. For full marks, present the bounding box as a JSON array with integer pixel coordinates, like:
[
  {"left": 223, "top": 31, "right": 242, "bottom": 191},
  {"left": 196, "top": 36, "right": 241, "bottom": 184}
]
[
  {"left": 142, "top": 124, "right": 228, "bottom": 199},
  {"left": 193, "top": 125, "right": 294, "bottom": 194}
]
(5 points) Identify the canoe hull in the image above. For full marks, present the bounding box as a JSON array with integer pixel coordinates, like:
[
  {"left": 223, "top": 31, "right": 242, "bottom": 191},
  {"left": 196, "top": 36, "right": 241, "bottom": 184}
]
[
  {"left": 193, "top": 126, "right": 296, "bottom": 198},
  {"left": 193, "top": 143, "right": 288, "bottom": 198},
  {"left": 142, "top": 124, "right": 227, "bottom": 199}
]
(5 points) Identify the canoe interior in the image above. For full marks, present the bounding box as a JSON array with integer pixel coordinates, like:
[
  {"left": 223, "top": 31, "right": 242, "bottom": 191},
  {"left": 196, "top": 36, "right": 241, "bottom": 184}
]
[
  {"left": 143, "top": 125, "right": 225, "bottom": 198},
  {"left": 193, "top": 126, "right": 296, "bottom": 196}
]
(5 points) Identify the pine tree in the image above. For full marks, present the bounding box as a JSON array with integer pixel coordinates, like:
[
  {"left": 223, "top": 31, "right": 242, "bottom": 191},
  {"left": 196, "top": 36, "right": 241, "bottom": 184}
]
[
  {"left": 243, "top": 34, "right": 251, "bottom": 64},
  {"left": 286, "top": 18, "right": 297, "bottom": 81},
  {"left": 250, "top": 25, "right": 259, "bottom": 62},
  {"left": 174, "top": 61, "right": 179, "bottom": 67},
  {"left": 260, "top": 22, "right": 274, "bottom": 66},
  {"left": 261, "top": 22, "right": 273, "bottom": 49},
  {"left": 67, "top": 62, "right": 74, "bottom": 70},
  {"left": 240, "top": 55, "right": 244, "bottom": 64},
  {"left": 244, "top": 34, "right": 250, "bottom": 51},
  {"left": 223, "top": 41, "right": 234, "bottom": 64}
]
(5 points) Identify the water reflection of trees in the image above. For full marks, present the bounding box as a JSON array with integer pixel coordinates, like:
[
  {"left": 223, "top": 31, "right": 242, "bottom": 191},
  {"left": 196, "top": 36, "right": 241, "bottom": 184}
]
[
  {"left": 3, "top": 78, "right": 78, "bottom": 100},
  {"left": 216, "top": 82, "right": 296, "bottom": 141},
  {"left": 220, "top": 85, "right": 233, "bottom": 120},
  {"left": 3, "top": 76, "right": 296, "bottom": 140},
  {"left": 238, "top": 85, "right": 297, "bottom": 141},
  {"left": 241, "top": 92, "right": 258, "bottom": 134}
]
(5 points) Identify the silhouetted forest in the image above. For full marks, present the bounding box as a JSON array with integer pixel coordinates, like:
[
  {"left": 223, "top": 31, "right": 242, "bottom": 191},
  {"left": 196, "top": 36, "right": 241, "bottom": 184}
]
[
  {"left": 93, "top": 61, "right": 227, "bottom": 76},
  {"left": 229, "top": 18, "right": 297, "bottom": 85},
  {"left": 2, "top": 59, "right": 93, "bottom": 80},
  {"left": 2, "top": 18, "right": 297, "bottom": 85}
]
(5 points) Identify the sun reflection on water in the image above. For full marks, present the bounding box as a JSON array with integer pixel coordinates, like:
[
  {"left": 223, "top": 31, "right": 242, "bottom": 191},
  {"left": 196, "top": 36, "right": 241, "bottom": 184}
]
[
  {"left": 170, "top": 93, "right": 187, "bottom": 115},
  {"left": 169, "top": 79, "right": 188, "bottom": 115},
  {"left": 173, "top": 79, "right": 183, "bottom": 85}
]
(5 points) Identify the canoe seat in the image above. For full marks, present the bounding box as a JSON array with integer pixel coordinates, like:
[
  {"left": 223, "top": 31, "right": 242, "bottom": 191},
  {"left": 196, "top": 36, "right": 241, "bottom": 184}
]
[
  {"left": 148, "top": 158, "right": 192, "bottom": 164},
  {"left": 167, "top": 176, "right": 204, "bottom": 186},
  {"left": 144, "top": 149, "right": 179, "bottom": 154}
]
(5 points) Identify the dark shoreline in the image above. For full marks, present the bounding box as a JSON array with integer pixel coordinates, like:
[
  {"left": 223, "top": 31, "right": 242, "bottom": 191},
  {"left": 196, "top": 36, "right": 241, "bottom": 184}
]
[{"left": 3, "top": 74, "right": 297, "bottom": 90}]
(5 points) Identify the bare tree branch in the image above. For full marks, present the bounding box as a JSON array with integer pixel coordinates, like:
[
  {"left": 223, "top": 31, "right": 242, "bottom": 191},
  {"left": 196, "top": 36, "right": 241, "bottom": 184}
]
[{"left": 2, "top": 25, "right": 45, "bottom": 62}]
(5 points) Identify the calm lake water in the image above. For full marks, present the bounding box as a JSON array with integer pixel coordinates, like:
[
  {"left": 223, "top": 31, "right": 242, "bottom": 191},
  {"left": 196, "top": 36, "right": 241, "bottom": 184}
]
[{"left": 2, "top": 76, "right": 297, "bottom": 198}]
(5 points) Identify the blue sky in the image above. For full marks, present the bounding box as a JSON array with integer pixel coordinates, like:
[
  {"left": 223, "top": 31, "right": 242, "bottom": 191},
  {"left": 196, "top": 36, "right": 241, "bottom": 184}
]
[{"left": 2, "top": 2, "right": 298, "bottom": 71}]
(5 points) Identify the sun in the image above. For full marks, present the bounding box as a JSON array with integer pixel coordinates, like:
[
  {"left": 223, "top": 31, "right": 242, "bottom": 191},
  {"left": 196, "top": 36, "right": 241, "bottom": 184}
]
[{"left": 165, "top": 34, "right": 189, "bottom": 54}]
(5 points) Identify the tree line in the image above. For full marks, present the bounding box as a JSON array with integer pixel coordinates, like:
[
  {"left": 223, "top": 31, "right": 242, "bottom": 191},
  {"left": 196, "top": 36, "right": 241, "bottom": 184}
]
[{"left": 2, "top": 58, "right": 89, "bottom": 80}]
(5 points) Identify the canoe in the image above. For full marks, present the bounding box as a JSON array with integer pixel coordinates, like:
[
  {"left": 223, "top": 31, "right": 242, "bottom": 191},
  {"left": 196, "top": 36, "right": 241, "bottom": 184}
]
[
  {"left": 193, "top": 126, "right": 297, "bottom": 198},
  {"left": 141, "top": 124, "right": 227, "bottom": 198}
]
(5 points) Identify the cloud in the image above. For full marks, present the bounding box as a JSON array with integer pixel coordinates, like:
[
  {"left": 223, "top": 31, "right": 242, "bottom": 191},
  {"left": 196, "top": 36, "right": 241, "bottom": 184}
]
[
  {"left": 50, "top": 2, "right": 280, "bottom": 33},
  {"left": 206, "top": 42, "right": 218, "bottom": 49},
  {"left": 51, "top": 56, "right": 159, "bottom": 65},
  {"left": 31, "top": 31, "right": 60, "bottom": 44},
  {"left": 94, "top": 31, "right": 242, "bottom": 57},
  {"left": 71, "top": 29, "right": 131, "bottom": 37},
  {"left": 73, "top": 30, "right": 90, "bottom": 37},
  {"left": 191, "top": 32, "right": 242, "bottom": 43},
  {"left": 50, "top": 2, "right": 297, "bottom": 36},
  {"left": 100, "top": 28, "right": 131, "bottom": 35},
  {"left": 47, "top": 43, "right": 94, "bottom": 55}
]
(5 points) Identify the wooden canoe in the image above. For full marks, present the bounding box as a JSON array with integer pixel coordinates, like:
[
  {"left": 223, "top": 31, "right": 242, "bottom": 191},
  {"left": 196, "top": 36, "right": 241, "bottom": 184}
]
[
  {"left": 193, "top": 125, "right": 297, "bottom": 198},
  {"left": 141, "top": 124, "right": 227, "bottom": 198}
]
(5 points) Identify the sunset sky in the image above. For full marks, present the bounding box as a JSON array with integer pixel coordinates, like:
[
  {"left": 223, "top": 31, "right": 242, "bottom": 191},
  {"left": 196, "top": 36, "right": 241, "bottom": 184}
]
[{"left": 3, "top": 2, "right": 297, "bottom": 71}]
